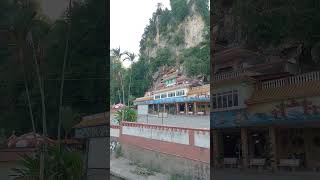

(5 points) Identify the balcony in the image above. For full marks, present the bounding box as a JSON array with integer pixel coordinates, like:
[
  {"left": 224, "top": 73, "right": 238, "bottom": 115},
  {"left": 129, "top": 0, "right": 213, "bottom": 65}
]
[
  {"left": 213, "top": 70, "right": 257, "bottom": 82},
  {"left": 261, "top": 71, "right": 320, "bottom": 89}
]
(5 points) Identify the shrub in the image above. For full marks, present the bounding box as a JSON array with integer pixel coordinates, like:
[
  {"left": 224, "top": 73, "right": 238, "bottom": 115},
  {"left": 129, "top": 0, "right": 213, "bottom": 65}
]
[
  {"left": 115, "top": 145, "right": 123, "bottom": 158},
  {"left": 115, "top": 107, "right": 137, "bottom": 124}
]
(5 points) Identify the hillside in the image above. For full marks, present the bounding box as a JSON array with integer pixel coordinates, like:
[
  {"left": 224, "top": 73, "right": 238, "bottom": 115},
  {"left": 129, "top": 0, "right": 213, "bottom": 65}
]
[
  {"left": 139, "top": 0, "right": 210, "bottom": 79},
  {"left": 112, "top": 0, "right": 210, "bottom": 103},
  {"left": 214, "top": 0, "right": 320, "bottom": 72}
]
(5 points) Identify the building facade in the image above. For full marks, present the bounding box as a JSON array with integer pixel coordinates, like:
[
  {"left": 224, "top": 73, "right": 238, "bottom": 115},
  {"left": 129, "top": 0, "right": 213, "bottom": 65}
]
[
  {"left": 134, "top": 68, "right": 210, "bottom": 116},
  {"left": 212, "top": 47, "right": 320, "bottom": 170}
]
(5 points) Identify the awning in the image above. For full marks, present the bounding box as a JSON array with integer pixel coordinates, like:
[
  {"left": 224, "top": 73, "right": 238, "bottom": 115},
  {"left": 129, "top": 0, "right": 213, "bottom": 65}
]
[{"left": 134, "top": 95, "right": 210, "bottom": 105}]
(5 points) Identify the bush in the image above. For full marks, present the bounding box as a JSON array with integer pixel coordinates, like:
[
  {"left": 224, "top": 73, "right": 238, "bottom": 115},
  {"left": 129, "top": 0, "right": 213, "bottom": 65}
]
[
  {"left": 115, "top": 145, "right": 123, "bottom": 158},
  {"left": 11, "top": 146, "right": 85, "bottom": 180},
  {"left": 115, "top": 107, "right": 137, "bottom": 124}
]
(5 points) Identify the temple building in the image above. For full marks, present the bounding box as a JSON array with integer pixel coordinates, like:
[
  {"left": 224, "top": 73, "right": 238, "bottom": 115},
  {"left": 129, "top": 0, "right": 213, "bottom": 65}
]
[
  {"left": 134, "top": 68, "right": 210, "bottom": 116},
  {"left": 212, "top": 46, "right": 320, "bottom": 171}
]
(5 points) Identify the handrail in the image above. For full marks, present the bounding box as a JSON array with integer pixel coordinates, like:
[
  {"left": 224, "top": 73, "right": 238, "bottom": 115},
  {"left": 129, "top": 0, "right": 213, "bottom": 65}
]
[{"left": 261, "top": 71, "right": 320, "bottom": 89}]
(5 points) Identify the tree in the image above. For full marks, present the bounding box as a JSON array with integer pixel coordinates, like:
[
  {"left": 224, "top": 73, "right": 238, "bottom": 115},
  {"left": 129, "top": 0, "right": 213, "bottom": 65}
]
[
  {"left": 123, "top": 51, "right": 136, "bottom": 106},
  {"left": 58, "top": 0, "right": 72, "bottom": 150}
]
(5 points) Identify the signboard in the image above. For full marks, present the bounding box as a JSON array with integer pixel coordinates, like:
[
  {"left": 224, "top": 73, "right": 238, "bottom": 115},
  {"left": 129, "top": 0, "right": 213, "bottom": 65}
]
[
  {"left": 137, "top": 105, "right": 149, "bottom": 115},
  {"left": 212, "top": 99, "right": 320, "bottom": 128}
]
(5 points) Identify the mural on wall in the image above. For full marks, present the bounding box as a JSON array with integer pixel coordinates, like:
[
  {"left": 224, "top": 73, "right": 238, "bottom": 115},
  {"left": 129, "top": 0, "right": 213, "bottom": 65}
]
[{"left": 212, "top": 99, "right": 320, "bottom": 128}]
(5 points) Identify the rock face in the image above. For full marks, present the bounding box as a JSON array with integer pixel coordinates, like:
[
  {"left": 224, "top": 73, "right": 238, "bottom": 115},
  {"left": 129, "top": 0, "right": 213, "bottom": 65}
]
[
  {"left": 214, "top": 0, "right": 318, "bottom": 72},
  {"left": 143, "top": 1, "right": 207, "bottom": 58},
  {"left": 182, "top": 4, "right": 205, "bottom": 48}
]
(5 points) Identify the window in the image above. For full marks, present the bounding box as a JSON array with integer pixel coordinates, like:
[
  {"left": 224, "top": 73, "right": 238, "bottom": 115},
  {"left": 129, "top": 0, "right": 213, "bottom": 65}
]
[
  {"left": 176, "top": 90, "right": 185, "bottom": 96},
  {"left": 227, "top": 93, "right": 233, "bottom": 107},
  {"left": 223, "top": 93, "right": 228, "bottom": 108},
  {"left": 161, "top": 93, "right": 167, "bottom": 98},
  {"left": 155, "top": 95, "right": 160, "bottom": 99},
  {"left": 168, "top": 92, "right": 175, "bottom": 97},
  {"left": 212, "top": 95, "right": 217, "bottom": 109},
  {"left": 233, "top": 90, "right": 238, "bottom": 106},
  {"left": 212, "top": 90, "right": 239, "bottom": 110}
]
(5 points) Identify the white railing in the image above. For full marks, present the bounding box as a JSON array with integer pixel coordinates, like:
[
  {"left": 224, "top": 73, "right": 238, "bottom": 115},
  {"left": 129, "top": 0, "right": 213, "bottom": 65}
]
[
  {"left": 213, "top": 70, "right": 245, "bottom": 81},
  {"left": 262, "top": 71, "right": 320, "bottom": 89}
]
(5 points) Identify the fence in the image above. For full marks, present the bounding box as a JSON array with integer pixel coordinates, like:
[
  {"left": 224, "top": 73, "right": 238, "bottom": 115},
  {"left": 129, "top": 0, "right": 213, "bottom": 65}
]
[
  {"left": 110, "top": 122, "right": 210, "bottom": 163},
  {"left": 261, "top": 71, "right": 320, "bottom": 89}
]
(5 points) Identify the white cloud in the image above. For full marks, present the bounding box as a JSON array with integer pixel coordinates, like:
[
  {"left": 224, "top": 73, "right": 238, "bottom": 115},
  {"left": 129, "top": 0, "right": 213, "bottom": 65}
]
[{"left": 111, "top": 0, "right": 170, "bottom": 68}]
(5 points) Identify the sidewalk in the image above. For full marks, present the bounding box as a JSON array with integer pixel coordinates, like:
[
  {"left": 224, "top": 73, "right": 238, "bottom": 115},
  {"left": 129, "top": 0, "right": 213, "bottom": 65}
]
[
  {"left": 110, "top": 157, "right": 170, "bottom": 180},
  {"left": 214, "top": 169, "right": 320, "bottom": 180}
]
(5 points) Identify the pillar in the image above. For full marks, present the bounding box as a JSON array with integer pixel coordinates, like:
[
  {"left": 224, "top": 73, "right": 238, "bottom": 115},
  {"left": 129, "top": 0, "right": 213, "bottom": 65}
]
[
  {"left": 163, "top": 104, "right": 166, "bottom": 113},
  {"left": 194, "top": 102, "right": 197, "bottom": 114},
  {"left": 157, "top": 104, "right": 160, "bottom": 114},
  {"left": 304, "top": 128, "right": 312, "bottom": 169},
  {"left": 269, "top": 127, "right": 278, "bottom": 171},
  {"left": 241, "top": 128, "right": 249, "bottom": 169},
  {"left": 176, "top": 103, "right": 179, "bottom": 115},
  {"left": 185, "top": 102, "right": 188, "bottom": 114},
  {"left": 152, "top": 104, "right": 155, "bottom": 114},
  {"left": 212, "top": 129, "right": 222, "bottom": 168}
]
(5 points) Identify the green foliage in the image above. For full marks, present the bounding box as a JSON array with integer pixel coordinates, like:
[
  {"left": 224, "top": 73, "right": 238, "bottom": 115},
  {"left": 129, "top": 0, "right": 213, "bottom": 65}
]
[
  {"left": 158, "top": 9, "right": 172, "bottom": 35},
  {"left": 193, "top": 0, "right": 210, "bottom": 24},
  {"left": 115, "top": 107, "right": 137, "bottom": 124},
  {"left": 61, "top": 106, "right": 80, "bottom": 137},
  {"left": 0, "top": 0, "right": 107, "bottom": 136},
  {"left": 150, "top": 48, "right": 175, "bottom": 73},
  {"left": 181, "top": 42, "right": 210, "bottom": 80},
  {"left": 115, "top": 144, "right": 123, "bottom": 158},
  {"left": 11, "top": 146, "right": 85, "bottom": 180},
  {"left": 170, "top": 0, "right": 189, "bottom": 22},
  {"left": 232, "top": 0, "right": 320, "bottom": 47}
]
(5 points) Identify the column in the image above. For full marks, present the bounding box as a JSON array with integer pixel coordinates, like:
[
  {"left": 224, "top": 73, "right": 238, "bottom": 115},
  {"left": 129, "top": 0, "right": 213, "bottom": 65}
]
[
  {"left": 269, "top": 127, "right": 278, "bottom": 171},
  {"left": 153, "top": 104, "right": 155, "bottom": 114},
  {"left": 163, "top": 104, "right": 166, "bottom": 113},
  {"left": 213, "top": 129, "right": 222, "bottom": 168},
  {"left": 241, "top": 128, "right": 249, "bottom": 169},
  {"left": 194, "top": 102, "right": 197, "bottom": 115},
  {"left": 303, "top": 128, "right": 312, "bottom": 169},
  {"left": 185, "top": 102, "right": 188, "bottom": 114},
  {"left": 176, "top": 103, "right": 179, "bottom": 115},
  {"left": 157, "top": 104, "right": 160, "bottom": 114}
]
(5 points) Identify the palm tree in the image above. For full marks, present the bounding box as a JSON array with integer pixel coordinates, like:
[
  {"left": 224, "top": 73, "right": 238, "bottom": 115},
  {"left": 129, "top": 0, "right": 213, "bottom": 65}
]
[
  {"left": 111, "top": 47, "right": 125, "bottom": 105},
  {"left": 6, "top": 1, "right": 48, "bottom": 179},
  {"left": 58, "top": 0, "right": 72, "bottom": 149},
  {"left": 123, "top": 51, "right": 136, "bottom": 106},
  {"left": 7, "top": 0, "right": 38, "bottom": 134},
  {"left": 111, "top": 47, "right": 125, "bottom": 121}
]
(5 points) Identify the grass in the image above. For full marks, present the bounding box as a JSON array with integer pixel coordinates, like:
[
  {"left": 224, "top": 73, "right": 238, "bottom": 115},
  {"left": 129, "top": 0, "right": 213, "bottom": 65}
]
[{"left": 128, "top": 160, "right": 161, "bottom": 177}]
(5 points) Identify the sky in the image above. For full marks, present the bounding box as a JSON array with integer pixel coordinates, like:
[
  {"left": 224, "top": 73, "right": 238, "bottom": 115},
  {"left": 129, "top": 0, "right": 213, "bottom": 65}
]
[
  {"left": 111, "top": 0, "right": 171, "bottom": 67},
  {"left": 41, "top": 0, "right": 172, "bottom": 68}
]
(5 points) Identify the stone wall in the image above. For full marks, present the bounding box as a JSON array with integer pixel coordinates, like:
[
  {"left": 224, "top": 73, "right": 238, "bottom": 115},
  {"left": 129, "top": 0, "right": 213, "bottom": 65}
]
[
  {"left": 110, "top": 122, "right": 210, "bottom": 179},
  {"left": 121, "top": 143, "right": 210, "bottom": 180}
]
